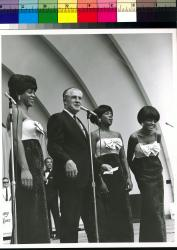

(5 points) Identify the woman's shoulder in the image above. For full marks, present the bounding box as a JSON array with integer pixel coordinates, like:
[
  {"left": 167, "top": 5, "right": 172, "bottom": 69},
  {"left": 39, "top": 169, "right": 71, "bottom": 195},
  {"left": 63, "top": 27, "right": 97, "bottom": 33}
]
[
  {"left": 91, "top": 130, "right": 100, "bottom": 144},
  {"left": 127, "top": 132, "right": 139, "bottom": 150},
  {"left": 6, "top": 106, "right": 25, "bottom": 130},
  {"left": 91, "top": 129, "right": 100, "bottom": 137},
  {"left": 11, "top": 105, "right": 20, "bottom": 115},
  {"left": 10, "top": 106, "right": 26, "bottom": 120},
  {"left": 156, "top": 130, "right": 161, "bottom": 136},
  {"left": 129, "top": 130, "right": 139, "bottom": 139}
]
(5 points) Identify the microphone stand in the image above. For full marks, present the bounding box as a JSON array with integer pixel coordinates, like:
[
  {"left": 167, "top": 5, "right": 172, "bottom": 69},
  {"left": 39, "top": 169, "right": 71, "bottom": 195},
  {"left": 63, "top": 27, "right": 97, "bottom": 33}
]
[
  {"left": 86, "top": 112, "right": 99, "bottom": 243},
  {"left": 8, "top": 97, "right": 18, "bottom": 244}
]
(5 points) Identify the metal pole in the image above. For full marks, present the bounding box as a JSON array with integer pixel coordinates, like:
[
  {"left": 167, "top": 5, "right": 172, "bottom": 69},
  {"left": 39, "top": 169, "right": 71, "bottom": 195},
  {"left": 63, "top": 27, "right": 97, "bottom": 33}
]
[
  {"left": 87, "top": 112, "right": 99, "bottom": 243},
  {"left": 9, "top": 99, "right": 18, "bottom": 244}
]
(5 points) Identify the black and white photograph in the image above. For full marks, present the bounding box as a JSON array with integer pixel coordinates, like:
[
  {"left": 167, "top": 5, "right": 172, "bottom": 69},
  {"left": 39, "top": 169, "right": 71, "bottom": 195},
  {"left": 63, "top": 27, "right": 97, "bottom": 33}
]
[{"left": 1, "top": 30, "right": 176, "bottom": 247}]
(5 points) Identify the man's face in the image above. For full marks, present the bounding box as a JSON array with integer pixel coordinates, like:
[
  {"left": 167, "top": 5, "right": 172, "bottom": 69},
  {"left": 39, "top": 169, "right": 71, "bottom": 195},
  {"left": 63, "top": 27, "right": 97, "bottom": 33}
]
[
  {"left": 45, "top": 159, "right": 53, "bottom": 171},
  {"left": 3, "top": 178, "right": 9, "bottom": 188},
  {"left": 64, "top": 89, "right": 83, "bottom": 114}
]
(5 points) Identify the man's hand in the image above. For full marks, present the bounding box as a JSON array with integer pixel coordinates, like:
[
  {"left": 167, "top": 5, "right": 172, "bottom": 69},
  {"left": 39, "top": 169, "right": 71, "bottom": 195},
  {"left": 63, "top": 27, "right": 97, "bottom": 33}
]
[
  {"left": 21, "top": 169, "right": 33, "bottom": 189},
  {"left": 65, "top": 160, "right": 78, "bottom": 178}
]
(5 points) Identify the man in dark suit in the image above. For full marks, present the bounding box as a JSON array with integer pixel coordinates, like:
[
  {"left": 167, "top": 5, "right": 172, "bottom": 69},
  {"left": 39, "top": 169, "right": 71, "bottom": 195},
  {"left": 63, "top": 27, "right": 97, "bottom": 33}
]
[
  {"left": 2, "top": 177, "right": 11, "bottom": 202},
  {"left": 44, "top": 157, "right": 61, "bottom": 239},
  {"left": 47, "top": 87, "right": 96, "bottom": 243}
]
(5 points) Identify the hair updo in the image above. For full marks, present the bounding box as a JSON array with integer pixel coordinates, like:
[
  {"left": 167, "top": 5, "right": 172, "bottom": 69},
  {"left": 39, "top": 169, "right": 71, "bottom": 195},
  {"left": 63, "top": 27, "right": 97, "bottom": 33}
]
[
  {"left": 8, "top": 74, "right": 37, "bottom": 103},
  {"left": 90, "top": 105, "right": 113, "bottom": 126}
]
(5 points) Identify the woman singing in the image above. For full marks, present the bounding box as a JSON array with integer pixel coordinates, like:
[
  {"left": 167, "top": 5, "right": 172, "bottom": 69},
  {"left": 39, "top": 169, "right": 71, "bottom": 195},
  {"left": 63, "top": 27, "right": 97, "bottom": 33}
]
[
  {"left": 127, "top": 106, "right": 166, "bottom": 242},
  {"left": 91, "top": 105, "right": 134, "bottom": 242},
  {"left": 7, "top": 74, "right": 50, "bottom": 244}
]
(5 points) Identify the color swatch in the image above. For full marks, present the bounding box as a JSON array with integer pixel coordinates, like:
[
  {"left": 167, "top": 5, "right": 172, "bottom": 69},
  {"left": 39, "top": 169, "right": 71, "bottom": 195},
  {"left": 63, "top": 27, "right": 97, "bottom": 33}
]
[
  {"left": 58, "top": 0, "right": 78, "bottom": 23},
  {"left": 0, "top": 0, "right": 176, "bottom": 24},
  {"left": 19, "top": 0, "right": 38, "bottom": 23},
  {"left": 38, "top": 0, "right": 58, "bottom": 23},
  {"left": 98, "top": 0, "right": 117, "bottom": 23},
  {"left": 78, "top": 0, "right": 97, "bottom": 23},
  {"left": 0, "top": 1, "right": 19, "bottom": 23}
]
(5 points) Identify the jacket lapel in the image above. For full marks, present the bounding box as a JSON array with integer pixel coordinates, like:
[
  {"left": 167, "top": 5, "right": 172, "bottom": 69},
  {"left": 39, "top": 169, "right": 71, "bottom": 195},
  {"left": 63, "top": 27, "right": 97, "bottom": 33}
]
[
  {"left": 63, "top": 111, "right": 88, "bottom": 141},
  {"left": 77, "top": 117, "right": 89, "bottom": 140}
]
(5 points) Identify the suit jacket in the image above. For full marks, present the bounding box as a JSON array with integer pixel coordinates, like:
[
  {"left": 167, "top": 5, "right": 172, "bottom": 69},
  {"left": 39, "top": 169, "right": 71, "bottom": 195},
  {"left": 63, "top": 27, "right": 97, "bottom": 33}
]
[
  {"left": 47, "top": 111, "right": 91, "bottom": 190},
  {"left": 44, "top": 170, "right": 58, "bottom": 202}
]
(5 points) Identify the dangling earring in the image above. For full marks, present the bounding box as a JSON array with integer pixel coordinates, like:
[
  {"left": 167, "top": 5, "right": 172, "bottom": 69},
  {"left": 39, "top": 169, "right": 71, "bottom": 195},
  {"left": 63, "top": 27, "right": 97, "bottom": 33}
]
[{"left": 18, "top": 95, "right": 21, "bottom": 101}]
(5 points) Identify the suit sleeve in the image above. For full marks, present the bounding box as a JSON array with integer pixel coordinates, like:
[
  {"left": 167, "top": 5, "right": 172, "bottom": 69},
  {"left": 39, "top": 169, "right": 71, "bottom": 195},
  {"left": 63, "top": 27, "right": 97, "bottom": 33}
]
[{"left": 47, "top": 114, "right": 70, "bottom": 166}]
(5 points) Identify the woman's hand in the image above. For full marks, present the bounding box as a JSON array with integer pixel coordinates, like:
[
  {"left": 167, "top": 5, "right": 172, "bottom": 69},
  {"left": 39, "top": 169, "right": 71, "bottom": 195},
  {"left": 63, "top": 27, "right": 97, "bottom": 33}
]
[
  {"left": 101, "top": 164, "right": 113, "bottom": 172},
  {"left": 99, "top": 180, "right": 109, "bottom": 195},
  {"left": 21, "top": 169, "right": 33, "bottom": 189},
  {"left": 125, "top": 176, "right": 133, "bottom": 192}
]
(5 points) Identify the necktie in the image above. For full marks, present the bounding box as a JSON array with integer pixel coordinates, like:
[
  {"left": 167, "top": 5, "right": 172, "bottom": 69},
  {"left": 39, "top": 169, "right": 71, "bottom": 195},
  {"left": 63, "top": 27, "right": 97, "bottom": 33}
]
[
  {"left": 73, "top": 115, "right": 86, "bottom": 137},
  {"left": 6, "top": 188, "right": 8, "bottom": 201}
]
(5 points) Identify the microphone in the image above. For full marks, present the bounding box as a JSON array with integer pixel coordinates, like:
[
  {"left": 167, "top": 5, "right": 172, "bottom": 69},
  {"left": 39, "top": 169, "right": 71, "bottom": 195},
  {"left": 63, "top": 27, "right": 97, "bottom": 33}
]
[
  {"left": 165, "top": 122, "right": 174, "bottom": 128},
  {"left": 80, "top": 106, "right": 101, "bottom": 125},
  {"left": 80, "top": 106, "right": 97, "bottom": 117},
  {"left": 5, "top": 92, "right": 17, "bottom": 105}
]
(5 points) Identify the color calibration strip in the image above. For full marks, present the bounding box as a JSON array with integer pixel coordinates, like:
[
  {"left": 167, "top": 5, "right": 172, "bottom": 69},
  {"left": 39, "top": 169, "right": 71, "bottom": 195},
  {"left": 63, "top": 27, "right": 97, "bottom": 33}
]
[{"left": 0, "top": 1, "right": 176, "bottom": 24}]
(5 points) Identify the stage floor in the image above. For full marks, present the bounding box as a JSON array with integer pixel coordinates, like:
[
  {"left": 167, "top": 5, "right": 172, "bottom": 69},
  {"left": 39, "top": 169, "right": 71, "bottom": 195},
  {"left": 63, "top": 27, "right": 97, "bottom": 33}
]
[
  {"left": 3, "top": 219, "right": 175, "bottom": 245},
  {"left": 51, "top": 219, "right": 175, "bottom": 244}
]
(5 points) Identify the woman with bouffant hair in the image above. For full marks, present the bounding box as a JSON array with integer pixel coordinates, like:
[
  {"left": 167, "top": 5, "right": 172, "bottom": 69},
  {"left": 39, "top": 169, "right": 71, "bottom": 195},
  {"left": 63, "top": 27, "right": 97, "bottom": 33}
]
[
  {"left": 7, "top": 74, "right": 50, "bottom": 244},
  {"left": 91, "top": 105, "right": 134, "bottom": 242},
  {"left": 127, "top": 106, "right": 166, "bottom": 242}
]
